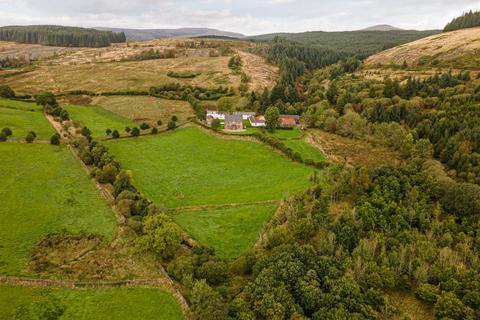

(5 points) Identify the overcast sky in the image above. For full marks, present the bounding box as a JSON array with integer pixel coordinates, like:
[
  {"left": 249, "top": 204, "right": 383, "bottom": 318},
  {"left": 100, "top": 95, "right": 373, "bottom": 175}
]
[{"left": 1, "top": 0, "right": 480, "bottom": 35}]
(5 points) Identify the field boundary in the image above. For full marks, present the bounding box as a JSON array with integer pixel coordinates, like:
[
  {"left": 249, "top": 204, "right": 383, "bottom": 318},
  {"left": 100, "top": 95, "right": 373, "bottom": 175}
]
[{"left": 168, "top": 200, "right": 279, "bottom": 213}]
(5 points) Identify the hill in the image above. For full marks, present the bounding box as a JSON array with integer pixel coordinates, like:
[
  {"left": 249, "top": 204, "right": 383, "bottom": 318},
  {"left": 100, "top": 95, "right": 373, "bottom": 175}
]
[
  {"left": 360, "top": 24, "right": 403, "bottom": 31},
  {"left": 95, "top": 27, "right": 244, "bottom": 40},
  {"left": 365, "top": 27, "right": 480, "bottom": 69},
  {"left": 248, "top": 29, "right": 440, "bottom": 57}
]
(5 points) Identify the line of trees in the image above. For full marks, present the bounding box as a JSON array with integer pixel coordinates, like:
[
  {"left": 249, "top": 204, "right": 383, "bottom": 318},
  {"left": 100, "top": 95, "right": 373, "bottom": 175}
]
[
  {"left": 444, "top": 10, "right": 480, "bottom": 32},
  {"left": 0, "top": 25, "right": 126, "bottom": 47}
]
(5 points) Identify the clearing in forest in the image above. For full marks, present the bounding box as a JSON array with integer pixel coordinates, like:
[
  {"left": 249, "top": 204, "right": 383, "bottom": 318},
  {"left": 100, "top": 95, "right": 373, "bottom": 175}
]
[
  {"left": 63, "top": 104, "right": 136, "bottom": 137},
  {"left": 0, "top": 285, "right": 183, "bottom": 320},
  {"left": 105, "top": 126, "right": 314, "bottom": 258},
  {"left": 0, "top": 143, "right": 116, "bottom": 275}
]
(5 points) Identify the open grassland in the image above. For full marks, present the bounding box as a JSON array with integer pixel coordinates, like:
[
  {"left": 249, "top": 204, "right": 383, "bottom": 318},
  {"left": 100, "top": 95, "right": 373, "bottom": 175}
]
[
  {"left": 0, "top": 103, "right": 55, "bottom": 140},
  {"left": 270, "top": 127, "right": 303, "bottom": 139},
  {"left": 0, "top": 144, "right": 116, "bottom": 275},
  {"left": 172, "top": 204, "right": 277, "bottom": 260},
  {"left": 387, "top": 291, "right": 434, "bottom": 320},
  {"left": 91, "top": 96, "right": 194, "bottom": 124},
  {"left": 365, "top": 27, "right": 480, "bottom": 69},
  {"left": 105, "top": 126, "right": 314, "bottom": 208},
  {"left": 0, "top": 98, "right": 41, "bottom": 111},
  {"left": 1, "top": 38, "right": 277, "bottom": 95},
  {"left": 0, "top": 285, "right": 183, "bottom": 320},
  {"left": 64, "top": 104, "right": 136, "bottom": 137},
  {"left": 283, "top": 139, "right": 325, "bottom": 162},
  {"left": 307, "top": 129, "right": 401, "bottom": 168}
]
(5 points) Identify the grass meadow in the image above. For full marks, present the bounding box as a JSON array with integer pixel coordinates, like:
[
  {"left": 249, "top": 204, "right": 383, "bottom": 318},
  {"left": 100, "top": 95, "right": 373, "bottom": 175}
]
[
  {"left": 0, "top": 285, "right": 183, "bottom": 320},
  {"left": 105, "top": 126, "right": 313, "bottom": 208},
  {"left": 0, "top": 144, "right": 116, "bottom": 275},
  {"left": 172, "top": 204, "right": 277, "bottom": 259},
  {"left": 105, "top": 126, "right": 314, "bottom": 258},
  {"left": 92, "top": 96, "right": 194, "bottom": 125},
  {"left": 283, "top": 139, "right": 325, "bottom": 162},
  {"left": 64, "top": 104, "right": 136, "bottom": 137},
  {"left": 0, "top": 99, "right": 55, "bottom": 140}
]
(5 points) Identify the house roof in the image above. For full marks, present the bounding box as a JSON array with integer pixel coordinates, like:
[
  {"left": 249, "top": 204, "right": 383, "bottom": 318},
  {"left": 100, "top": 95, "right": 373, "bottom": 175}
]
[
  {"left": 279, "top": 117, "right": 297, "bottom": 124},
  {"left": 225, "top": 114, "right": 243, "bottom": 122},
  {"left": 249, "top": 115, "right": 265, "bottom": 124},
  {"left": 234, "top": 111, "right": 256, "bottom": 116}
]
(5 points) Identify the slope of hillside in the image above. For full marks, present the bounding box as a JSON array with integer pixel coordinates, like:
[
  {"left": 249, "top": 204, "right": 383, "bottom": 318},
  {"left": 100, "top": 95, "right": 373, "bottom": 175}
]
[
  {"left": 365, "top": 27, "right": 480, "bottom": 69},
  {"left": 249, "top": 30, "right": 440, "bottom": 57},
  {"left": 95, "top": 27, "right": 244, "bottom": 40}
]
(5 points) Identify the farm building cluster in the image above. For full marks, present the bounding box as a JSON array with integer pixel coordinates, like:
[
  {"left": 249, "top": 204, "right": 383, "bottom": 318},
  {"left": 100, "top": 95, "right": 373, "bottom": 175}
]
[{"left": 206, "top": 110, "right": 300, "bottom": 132}]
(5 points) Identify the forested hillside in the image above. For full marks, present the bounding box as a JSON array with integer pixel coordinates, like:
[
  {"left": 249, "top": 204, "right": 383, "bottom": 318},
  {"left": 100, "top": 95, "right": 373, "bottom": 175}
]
[
  {"left": 0, "top": 25, "right": 126, "bottom": 47},
  {"left": 444, "top": 10, "right": 480, "bottom": 32},
  {"left": 249, "top": 30, "right": 440, "bottom": 57}
]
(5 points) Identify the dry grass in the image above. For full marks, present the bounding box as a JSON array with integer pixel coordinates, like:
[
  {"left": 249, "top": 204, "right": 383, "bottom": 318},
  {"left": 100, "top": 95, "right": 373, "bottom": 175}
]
[
  {"left": 387, "top": 291, "right": 434, "bottom": 320},
  {"left": 358, "top": 67, "right": 480, "bottom": 81},
  {"left": 307, "top": 129, "right": 401, "bottom": 168},
  {"left": 2, "top": 38, "right": 278, "bottom": 95},
  {"left": 91, "top": 95, "right": 194, "bottom": 124},
  {"left": 365, "top": 27, "right": 480, "bottom": 69}
]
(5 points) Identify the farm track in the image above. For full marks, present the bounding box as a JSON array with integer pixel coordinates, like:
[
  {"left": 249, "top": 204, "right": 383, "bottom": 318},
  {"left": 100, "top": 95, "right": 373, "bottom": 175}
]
[
  {"left": 169, "top": 200, "right": 279, "bottom": 213},
  {"left": 7, "top": 113, "right": 191, "bottom": 317}
]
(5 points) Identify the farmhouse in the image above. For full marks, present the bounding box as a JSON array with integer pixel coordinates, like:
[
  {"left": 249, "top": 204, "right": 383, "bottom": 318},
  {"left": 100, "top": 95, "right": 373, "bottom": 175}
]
[
  {"left": 234, "top": 111, "right": 256, "bottom": 120},
  {"left": 206, "top": 110, "right": 228, "bottom": 120},
  {"left": 280, "top": 114, "right": 300, "bottom": 124},
  {"left": 249, "top": 115, "right": 266, "bottom": 127},
  {"left": 224, "top": 114, "right": 244, "bottom": 131},
  {"left": 279, "top": 117, "right": 297, "bottom": 128}
]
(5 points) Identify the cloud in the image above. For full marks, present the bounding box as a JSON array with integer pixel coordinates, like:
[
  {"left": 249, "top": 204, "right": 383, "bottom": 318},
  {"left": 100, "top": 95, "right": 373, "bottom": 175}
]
[{"left": 0, "top": 0, "right": 479, "bottom": 35}]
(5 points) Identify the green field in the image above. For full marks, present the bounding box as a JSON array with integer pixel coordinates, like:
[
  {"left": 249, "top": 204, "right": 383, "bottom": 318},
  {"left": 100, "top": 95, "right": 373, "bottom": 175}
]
[
  {"left": 172, "top": 204, "right": 277, "bottom": 259},
  {"left": 283, "top": 139, "right": 325, "bottom": 162},
  {"left": 0, "top": 285, "right": 183, "bottom": 320},
  {"left": 270, "top": 127, "right": 303, "bottom": 139},
  {"left": 0, "top": 98, "right": 41, "bottom": 111},
  {"left": 0, "top": 144, "right": 116, "bottom": 275},
  {"left": 105, "top": 126, "right": 313, "bottom": 208},
  {"left": 0, "top": 102, "right": 55, "bottom": 140},
  {"left": 64, "top": 104, "right": 136, "bottom": 137}
]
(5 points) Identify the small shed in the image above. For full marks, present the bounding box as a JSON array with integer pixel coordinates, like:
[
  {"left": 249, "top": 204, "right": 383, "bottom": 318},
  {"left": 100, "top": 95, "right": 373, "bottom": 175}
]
[{"left": 224, "top": 114, "right": 244, "bottom": 131}]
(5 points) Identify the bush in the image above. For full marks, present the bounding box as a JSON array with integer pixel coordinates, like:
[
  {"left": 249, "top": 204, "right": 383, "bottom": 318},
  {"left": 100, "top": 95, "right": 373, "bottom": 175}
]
[
  {"left": 171, "top": 115, "right": 178, "bottom": 122},
  {"left": 1, "top": 127, "right": 12, "bottom": 136},
  {"left": 157, "top": 120, "right": 163, "bottom": 126},
  {"left": 59, "top": 109, "right": 70, "bottom": 121},
  {"left": 80, "top": 126, "right": 91, "bottom": 137},
  {"left": 140, "top": 122, "right": 150, "bottom": 130},
  {"left": 0, "top": 132, "right": 7, "bottom": 142},
  {"left": 434, "top": 291, "right": 474, "bottom": 320},
  {"left": 0, "top": 85, "right": 15, "bottom": 98},
  {"left": 211, "top": 119, "right": 221, "bottom": 131},
  {"left": 130, "top": 127, "right": 140, "bottom": 137},
  {"left": 28, "top": 131, "right": 37, "bottom": 138},
  {"left": 50, "top": 134, "right": 60, "bottom": 145},
  {"left": 442, "top": 183, "right": 480, "bottom": 217},
  {"left": 151, "top": 127, "right": 158, "bottom": 134},
  {"left": 111, "top": 130, "right": 120, "bottom": 139},
  {"left": 125, "top": 126, "right": 131, "bottom": 133},
  {"left": 105, "top": 128, "right": 112, "bottom": 136},
  {"left": 196, "top": 259, "right": 229, "bottom": 286},
  {"left": 25, "top": 133, "right": 35, "bottom": 143},
  {"left": 416, "top": 283, "right": 441, "bottom": 303},
  {"left": 167, "top": 121, "right": 177, "bottom": 130}
]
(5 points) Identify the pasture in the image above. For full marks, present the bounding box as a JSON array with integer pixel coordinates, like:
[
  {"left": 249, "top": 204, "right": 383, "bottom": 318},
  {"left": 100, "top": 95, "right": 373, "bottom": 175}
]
[
  {"left": 0, "top": 285, "right": 183, "bottom": 320},
  {"left": 64, "top": 104, "right": 136, "bottom": 137},
  {"left": 92, "top": 95, "right": 194, "bottom": 125},
  {"left": 105, "top": 126, "right": 314, "bottom": 208},
  {"left": 0, "top": 102, "right": 55, "bottom": 140},
  {"left": 0, "top": 144, "right": 116, "bottom": 275},
  {"left": 283, "top": 139, "right": 325, "bottom": 162},
  {"left": 172, "top": 204, "right": 277, "bottom": 259}
]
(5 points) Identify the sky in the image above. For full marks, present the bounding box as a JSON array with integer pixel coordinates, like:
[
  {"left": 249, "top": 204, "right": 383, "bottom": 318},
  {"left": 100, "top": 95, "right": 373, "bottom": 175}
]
[{"left": 1, "top": 0, "right": 480, "bottom": 35}]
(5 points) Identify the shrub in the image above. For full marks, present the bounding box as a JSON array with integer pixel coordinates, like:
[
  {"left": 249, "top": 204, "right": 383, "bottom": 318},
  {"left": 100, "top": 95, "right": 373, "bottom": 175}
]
[
  {"left": 35, "top": 92, "right": 57, "bottom": 106},
  {"left": 96, "top": 163, "right": 118, "bottom": 184},
  {"left": 151, "top": 127, "right": 158, "bottom": 134},
  {"left": 140, "top": 122, "right": 150, "bottom": 130},
  {"left": 434, "top": 291, "right": 474, "bottom": 320},
  {"left": 0, "top": 132, "right": 7, "bottom": 142},
  {"left": 211, "top": 119, "right": 221, "bottom": 131},
  {"left": 111, "top": 130, "right": 120, "bottom": 139},
  {"left": 125, "top": 126, "right": 131, "bottom": 133},
  {"left": 190, "top": 280, "right": 228, "bottom": 320},
  {"left": 50, "top": 134, "right": 60, "bottom": 145},
  {"left": 25, "top": 133, "right": 35, "bottom": 143},
  {"left": 1, "top": 127, "right": 12, "bottom": 136},
  {"left": 28, "top": 131, "right": 37, "bottom": 138},
  {"left": 167, "top": 121, "right": 177, "bottom": 130},
  {"left": 80, "top": 126, "right": 91, "bottom": 137},
  {"left": 171, "top": 115, "right": 178, "bottom": 122},
  {"left": 59, "top": 109, "right": 70, "bottom": 121},
  {"left": 105, "top": 128, "right": 112, "bottom": 136},
  {"left": 0, "top": 85, "right": 15, "bottom": 98},
  {"left": 416, "top": 283, "right": 441, "bottom": 303},
  {"left": 130, "top": 127, "right": 140, "bottom": 137},
  {"left": 157, "top": 120, "right": 163, "bottom": 126}
]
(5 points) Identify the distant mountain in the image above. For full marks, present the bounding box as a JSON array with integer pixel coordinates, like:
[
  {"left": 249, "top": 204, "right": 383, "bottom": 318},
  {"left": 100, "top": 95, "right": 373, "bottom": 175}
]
[
  {"left": 360, "top": 24, "right": 404, "bottom": 31},
  {"left": 94, "top": 27, "right": 244, "bottom": 40}
]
